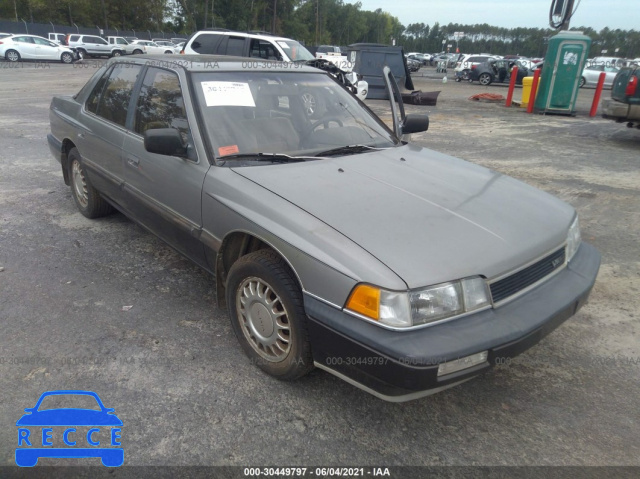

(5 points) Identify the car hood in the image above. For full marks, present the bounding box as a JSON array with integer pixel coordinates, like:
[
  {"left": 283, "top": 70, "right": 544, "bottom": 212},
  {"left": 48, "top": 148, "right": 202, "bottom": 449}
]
[{"left": 231, "top": 144, "right": 574, "bottom": 288}]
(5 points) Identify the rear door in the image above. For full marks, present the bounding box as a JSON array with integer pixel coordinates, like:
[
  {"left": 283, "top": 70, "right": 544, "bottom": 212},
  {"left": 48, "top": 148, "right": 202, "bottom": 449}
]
[
  {"left": 78, "top": 63, "right": 143, "bottom": 205},
  {"left": 121, "top": 66, "right": 209, "bottom": 266},
  {"left": 216, "top": 35, "right": 248, "bottom": 57},
  {"left": 11, "top": 36, "right": 37, "bottom": 59}
]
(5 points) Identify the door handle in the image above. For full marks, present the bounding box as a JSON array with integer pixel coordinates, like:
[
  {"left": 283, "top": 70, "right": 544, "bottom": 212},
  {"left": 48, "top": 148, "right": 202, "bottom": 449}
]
[{"left": 127, "top": 157, "right": 140, "bottom": 168}]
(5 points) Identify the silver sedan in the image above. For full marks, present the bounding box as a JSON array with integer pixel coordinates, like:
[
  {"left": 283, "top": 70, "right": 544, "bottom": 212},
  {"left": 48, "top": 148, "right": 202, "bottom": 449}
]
[{"left": 580, "top": 64, "right": 619, "bottom": 88}]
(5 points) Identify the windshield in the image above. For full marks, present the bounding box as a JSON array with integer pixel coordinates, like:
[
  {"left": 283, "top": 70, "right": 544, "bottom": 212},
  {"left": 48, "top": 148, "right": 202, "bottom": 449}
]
[
  {"left": 192, "top": 71, "right": 398, "bottom": 165},
  {"left": 275, "top": 40, "right": 315, "bottom": 61}
]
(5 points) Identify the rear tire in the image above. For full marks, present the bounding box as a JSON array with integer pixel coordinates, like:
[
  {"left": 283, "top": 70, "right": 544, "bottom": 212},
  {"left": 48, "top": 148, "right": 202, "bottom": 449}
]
[
  {"left": 111, "top": 50, "right": 122, "bottom": 57},
  {"left": 68, "top": 148, "right": 113, "bottom": 219},
  {"left": 579, "top": 77, "right": 586, "bottom": 88},
  {"left": 77, "top": 49, "right": 86, "bottom": 60},
  {"left": 226, "top": 250, "right": 313, "bottom": 381},
  {"left": 6, "top": 49, "right": 20, "bottom": 62},
  {"left": 133, "top": 49, "right": 143, "bottom": 55},
  {"left": 479, "top": 73, "right": 492, "bottom": 86}
]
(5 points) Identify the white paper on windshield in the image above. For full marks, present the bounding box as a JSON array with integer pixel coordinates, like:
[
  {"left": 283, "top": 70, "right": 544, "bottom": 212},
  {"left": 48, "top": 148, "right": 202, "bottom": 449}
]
[
  {"left": 201, "top": 82, "right": 255, "bottom": 107},
  {"left": 277, "top": 41, "right": 290, "bottom": 49}
]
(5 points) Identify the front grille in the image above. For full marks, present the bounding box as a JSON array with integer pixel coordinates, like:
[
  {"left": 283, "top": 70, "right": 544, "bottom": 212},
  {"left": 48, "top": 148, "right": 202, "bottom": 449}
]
[{"left": 490, "top": 247, "right": 566, "bottom": 303}]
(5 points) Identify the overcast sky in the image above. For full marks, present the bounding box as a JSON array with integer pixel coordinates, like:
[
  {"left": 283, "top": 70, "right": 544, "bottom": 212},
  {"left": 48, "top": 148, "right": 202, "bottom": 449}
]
[{"left": 356, "top": 0, "right": 638, "bottom": 31}]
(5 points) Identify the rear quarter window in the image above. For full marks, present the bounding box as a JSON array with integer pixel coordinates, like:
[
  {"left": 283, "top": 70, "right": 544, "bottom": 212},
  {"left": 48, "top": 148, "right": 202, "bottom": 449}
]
[{"left": 190, "top": 33, "right": 223, "bottom": 54}]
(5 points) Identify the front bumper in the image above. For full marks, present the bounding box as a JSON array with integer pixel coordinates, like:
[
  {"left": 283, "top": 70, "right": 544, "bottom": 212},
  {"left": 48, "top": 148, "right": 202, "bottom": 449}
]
[{"left": 305, "top": 242, "right": 600, "bottom": 401}]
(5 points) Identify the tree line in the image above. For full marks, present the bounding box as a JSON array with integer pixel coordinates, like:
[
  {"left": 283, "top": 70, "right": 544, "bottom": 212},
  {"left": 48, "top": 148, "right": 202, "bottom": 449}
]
[{"left": 2, "top": 0, "right": 639, "bottom": 58}]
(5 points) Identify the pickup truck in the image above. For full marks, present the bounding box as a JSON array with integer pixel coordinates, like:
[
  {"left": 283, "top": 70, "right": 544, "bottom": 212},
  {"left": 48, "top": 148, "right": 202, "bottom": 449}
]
[
  {"left": 601, "top": 66, "right": 640, "bottom": 127},
  {"left": 315, "top": 45, "right": 352, "bottom": 72},
  {"left": 107, "top": 36, "right": 137, "bottom": 55}
]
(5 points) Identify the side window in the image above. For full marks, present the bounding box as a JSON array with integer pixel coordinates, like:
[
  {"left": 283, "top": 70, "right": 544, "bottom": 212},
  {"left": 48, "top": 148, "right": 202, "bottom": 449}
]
[
  {"left": 134, "top": 67, "right": 189, "bottom": 141},
  {"left": 90, "top": 64, "right": 142, "bottom": 127},
  {"left": 69, "top": 35, "right": 80, "bottom": 42},
  {"left": 190, "top": 34, "right": 222, "bottom": 54},
  {"left": 14, "top": 36, "right": 34, "bottom": 44},
  {"left": 85, "top": 67, "right": 113, "bottom": 114},
  {"left": 226, "top": 36, "right": 246, "bottom": 56},
  {"left": 249, "top": 40, "right": 281, "bottom": 60},
  {"left": 33, "top": 37, "right": 52, "bottom": 46}
]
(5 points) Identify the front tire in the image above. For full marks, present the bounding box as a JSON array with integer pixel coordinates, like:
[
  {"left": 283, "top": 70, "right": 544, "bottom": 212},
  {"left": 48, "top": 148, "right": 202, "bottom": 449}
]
[
  {"left": 6, "top": 49, "right": 20, "bottom": 62},
  {"left": 68, "top": 148, "right": 113, "bottom": 219},
  {"left": 61, "top": 52, "right": 73, "bottom": 64},
  {"left": 226, "top": 250, "right": 313, "bottom": 380}
]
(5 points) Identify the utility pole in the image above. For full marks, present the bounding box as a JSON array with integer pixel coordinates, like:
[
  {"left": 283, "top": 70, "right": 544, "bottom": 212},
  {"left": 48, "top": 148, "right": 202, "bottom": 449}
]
[
  {"left": 315, "top": 0, "right": 319, "bottom": 44},
  {"left": 272, "top": 0, "right": 277, "bottom": 34},
  {"left": 560, "top": 0, "right": 576, "bottom": 30}
]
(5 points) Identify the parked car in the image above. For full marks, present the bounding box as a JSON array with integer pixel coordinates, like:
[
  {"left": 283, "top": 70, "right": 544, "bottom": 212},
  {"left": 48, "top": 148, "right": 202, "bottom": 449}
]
[
  {"left": 601, "top": 66, "right": 640, "bottom": 127},
  {"left": 469, "top": 58, "right": 530, "bottom": 85},
  {"left": 107, "top": 36, "right": 138, "bottom": 55},
  {"left": 129, "top": 40, "right": 175, "bottom": 55},
  {"left": 183, "top": 30, "right": 367, "bottom": 101},
  {"left": 315, "top": 45, "right": 351, "bottom": 71},
  {"left": 0, "top": 34, "right": 77, "bottom": 63},
  {"left": 406, "top": 53, "right": 430, "bottom": 65},
  {"left": 48, "top": 33, "right": 66, "bottom": 44},
  {"left": 171, "top": 37, "right": 187, "bottom": 45},
  {"left": 580, "top": 64, "right": 619, "bottom": 88},
  {"left": 153, "top": 40, "right": 181, "bottom": 53},
  {"left": 124, "top": 36, "right": 138, "bottom": 43},
  {"left": 181, "top": 30, "right": 315, "bottom": 62},
  {"left": 65, "top": 34, "right": 122, "bottom": 58},
  {"left": 454, "top": 54, "right": 497, "bottom": 81},
  {"left": 0, "top": 32, "right": 11, "bottom": 39},
  {"left": 406, "top": 57, "right": 421, "bottom": 72},
  {"left": 47, "top": 56, "right": 599, "bottom": 402}
]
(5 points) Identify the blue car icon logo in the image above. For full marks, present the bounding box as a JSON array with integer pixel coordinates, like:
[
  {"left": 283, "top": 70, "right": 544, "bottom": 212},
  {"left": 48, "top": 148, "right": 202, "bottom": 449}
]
[{"left": 16, "top": 390, "right": 123, "bottom": 467}]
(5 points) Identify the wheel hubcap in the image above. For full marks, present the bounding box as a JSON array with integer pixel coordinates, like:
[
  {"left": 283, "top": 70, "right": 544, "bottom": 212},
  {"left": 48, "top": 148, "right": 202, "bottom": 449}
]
[
  {"left": 8, "top": 51, "right": 18, "bottom": 61},
  {"left": 72, "top": 160, "right": 89, "bottom": 207},
  {"left": 236, "top": 277, "right": 291, "bottom": 362}
]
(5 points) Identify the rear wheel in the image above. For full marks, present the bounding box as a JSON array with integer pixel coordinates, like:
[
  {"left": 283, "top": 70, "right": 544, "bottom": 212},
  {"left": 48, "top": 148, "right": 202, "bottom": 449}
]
[
  {"left": 76, "top": 49, "right": 86, "bottom": 60},
  {"left": 68, "top": 148, "right": 113, "bottom": 219},
  {"left": 6, "top": 50, "right": 20, "bottom": 62},
  {"left": 133, "top": 49, "right": 143, "bottom": 55},
  {"left": 226, "top": 250, "right": 313, "bottom": 380},
  {"left": 61, "top": 52, "right": 73, "bottom": 64},
  {"left": 479, "top": 73, "right": 492, "bottom": 86},
  {"left": 579, "top": 77, "right": 586, "bottom": 88},
  {"left": 111, "top": 50, "right": 122, "bottom": 57}
]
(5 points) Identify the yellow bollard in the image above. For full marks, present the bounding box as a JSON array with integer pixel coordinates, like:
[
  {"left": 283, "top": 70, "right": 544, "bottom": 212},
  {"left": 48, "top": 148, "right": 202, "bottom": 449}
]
[{"left": 521, "top": 76, "right": 533, "bottom": 108}]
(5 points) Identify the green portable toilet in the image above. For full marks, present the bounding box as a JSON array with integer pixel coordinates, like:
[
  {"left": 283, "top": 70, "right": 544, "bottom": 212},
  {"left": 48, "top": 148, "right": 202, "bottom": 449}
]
[{"left": 534, "top": 31, "right": 592, "bottom": 115}]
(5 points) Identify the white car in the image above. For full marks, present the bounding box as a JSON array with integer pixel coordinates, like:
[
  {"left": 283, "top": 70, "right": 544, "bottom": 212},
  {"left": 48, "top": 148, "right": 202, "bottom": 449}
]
[
  {"left": 0, "top": 34, "right": 76, "bottom": 63},
  {"left": 129, "top": 40, "right": 175, "bottom": 55},
  {"left": 153, "top": 40, "right": 181, "bottom": 54}
]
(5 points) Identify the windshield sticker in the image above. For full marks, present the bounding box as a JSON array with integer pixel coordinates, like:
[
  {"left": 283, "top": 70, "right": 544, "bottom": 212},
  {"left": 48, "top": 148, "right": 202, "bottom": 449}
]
[
  {"left": 218, "top": 145, "right": 239, "bottom": 156},
  {"left": 277, "top": 41, "right": 290, "bottom": 49},
  {"left": 201, "top": 82, "right": 255, "bottom": 107}
]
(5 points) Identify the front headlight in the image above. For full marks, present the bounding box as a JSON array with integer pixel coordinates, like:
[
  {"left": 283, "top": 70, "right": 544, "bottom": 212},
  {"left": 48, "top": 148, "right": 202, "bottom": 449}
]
[
  {"left": 566, "top": 215, "right": 581, "bottom": 262},
  {"left": 345, "top": 276, "right": 491, "bottom": 329}
]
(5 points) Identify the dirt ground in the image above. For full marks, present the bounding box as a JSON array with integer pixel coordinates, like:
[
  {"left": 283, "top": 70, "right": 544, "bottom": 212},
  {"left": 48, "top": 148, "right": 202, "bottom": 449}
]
[{"left": 0, "top": 60, "right": 639, "bottom": 473}]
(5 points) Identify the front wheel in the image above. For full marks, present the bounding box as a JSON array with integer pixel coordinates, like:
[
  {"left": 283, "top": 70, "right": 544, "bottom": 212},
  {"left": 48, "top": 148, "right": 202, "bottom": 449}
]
[
  {"left": 479, "top": 73, "right": 492, "bottom": 86},
  {"left": 6, "top": 49, "right": 20, "bottom": 62},
  {"left": 226, "top": 250, "right": 313, "bottom": 380},
  {"left": 68, "top": 148, "right": 113, "bottom": 219},
  {"left": 61, "top": 52, "right": 74, "bottom": 64}
]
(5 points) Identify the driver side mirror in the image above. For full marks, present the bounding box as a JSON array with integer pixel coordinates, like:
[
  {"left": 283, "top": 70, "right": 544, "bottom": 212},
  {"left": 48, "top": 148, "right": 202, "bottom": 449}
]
[
  {"left": 401, "top": 114, "right": 429, "bottom": 134},
  {"left": 143, "top": 128, "right": 187, "bottom": 158}
]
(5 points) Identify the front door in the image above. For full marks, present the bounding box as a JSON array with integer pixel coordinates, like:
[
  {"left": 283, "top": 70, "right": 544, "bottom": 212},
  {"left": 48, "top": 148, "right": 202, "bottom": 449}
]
[{"left": 122, "top": 66, "right": 209, "bottom": 267}]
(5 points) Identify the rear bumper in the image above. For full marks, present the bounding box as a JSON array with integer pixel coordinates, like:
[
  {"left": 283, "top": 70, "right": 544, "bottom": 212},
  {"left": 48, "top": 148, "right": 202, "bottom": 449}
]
[
  {"left": 305, "top": 242, "right": 600, "bottom": 401},
  {"left": 601, "top": 98, "right": 631, "bottom": 120}
]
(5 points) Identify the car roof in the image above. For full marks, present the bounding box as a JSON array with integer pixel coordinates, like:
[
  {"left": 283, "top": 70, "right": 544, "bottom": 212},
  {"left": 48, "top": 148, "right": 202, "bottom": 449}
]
[
  {"left": 107, "top": 54, "right": 322, "bottom": 73},
  {"left": 190, "top": 29, "right": 296, "bottom": 42}
]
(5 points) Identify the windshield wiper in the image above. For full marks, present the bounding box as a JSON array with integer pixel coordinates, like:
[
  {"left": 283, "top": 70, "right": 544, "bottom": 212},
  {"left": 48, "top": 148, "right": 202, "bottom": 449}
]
[
  {"left": 314, "top": 144, "right": 388, "bottom": 157},
  {"left": 217, "top": 152, "right": 318, "bottom": 163}
]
